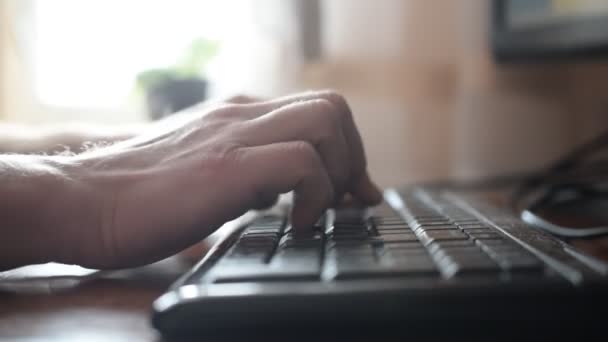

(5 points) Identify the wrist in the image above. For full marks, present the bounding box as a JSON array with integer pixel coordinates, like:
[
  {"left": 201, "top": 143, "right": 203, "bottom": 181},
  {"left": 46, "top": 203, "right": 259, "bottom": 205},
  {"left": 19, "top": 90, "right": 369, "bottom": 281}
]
[{"left": 0, "top": 155, "right": 99, "bottom": 269}]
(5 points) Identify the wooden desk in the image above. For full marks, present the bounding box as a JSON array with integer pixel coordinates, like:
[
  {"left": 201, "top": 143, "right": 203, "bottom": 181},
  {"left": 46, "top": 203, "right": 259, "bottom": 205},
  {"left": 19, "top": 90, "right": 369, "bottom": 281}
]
[{"left": 0, "top": 258, "right": 187, "bottom": 341}]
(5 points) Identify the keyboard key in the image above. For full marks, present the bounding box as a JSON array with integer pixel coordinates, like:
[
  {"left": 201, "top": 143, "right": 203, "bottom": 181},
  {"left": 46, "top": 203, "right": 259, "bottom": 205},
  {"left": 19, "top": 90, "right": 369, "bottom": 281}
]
[
  {"left": 478, "top": 244, "right": 544, "bottom": 273},
  {"left": 234, "top": 242, "right": 276, "bottom": 255},
  {"left": 333, "top": 222, "right": 368, "bottom": 229},
  {"left": 419, "top": 230, "right": 469, "bottom": 245},
  {"left": 377, "top": 230, "right": 414, "bottom": 236},
  {"left": 326, "top": 238, "right": 383, "bottom": 248},
  {"left": 456, "top": 223, "right": 489, "bottom": 230},
  {"left": 375, "top": 224, "right": 410, "bottom": 231},
  {"left": 382, "top": 241, "right": 429, "bottom": 258},
  {"left": 334, "top": 255, "right": 437, "bottom": 279},
  {"left": 250, "top": 218, "right": 282, "bottom": 224},
  {"left": 413, "top": 224, "right": 459, "bottom": 232},
  {"left": 450, "top": 218, "right": 482, "bottom": 224},
  {"left": 331, "top": 232, "right": 370, "bottom": 241},
  {"left": 379, "top": 256, "right": 438, "bottom": 273},
  {"left": 212, "top": 263, "right": 320, "bottom": 283},
  {"left": 438, "top": 255, "right": 501, "bottom": 278},
  {"left": 475, "top": 238, "right": 512, "bottom": 247},
  {"left": 460, "top": 227, "right": 494, "bottom": 234},
  {"left": 376, "top": 228, "right": 411, "bottom": 235},
  {"left": 413, "top": 218, "right": 452, "bottom": 225},
  {"left": 381, "top": 233, "right": 419, "bottom": 243},
  {"left": 412, "top": 221, "right": 453, "bottom": 229},
  {"left": 279, "top": 233, "right": 322, "bottom": 248},
  {"left": 244, "top": 226, "right": 281, "bottom": 233},
  {"left": 212, "top": 242, "right": 321, "bottom": 283},
  {"left": 333, "top": 259, "right": 382, "bottom": 279},
  {"left": 240, "top": 233, "right": 280, "bottom": 242},
  {"left": 269, "top": 249, "right": 320, "bottom": 274},
  {"left": 479, "top": 244, "right": 527, "bottom": 255},
  {"left": 334, "top": 208, "right": 367, "bottom": 224},
  {"left": 428, "top": 243, "right": 479, "bottom": 255},
  {"left": 373, "top": 217, "right": 405, "bottom": 224},
  {"left": 428, "top": 240, "right": 476, "bottom": 251},
  {"left": 497, "top": 256, "right": 544, "bottom": 273},
  {"left": 382, "top": 249, "right": 430, "bottom": 259},
  {"left": 330, "top": 245, "right": 375, "bottom": 256},
  {"left": 414, "top": 218, "right": 451, "bottom": 224},
  {"left": 466, "top": 232, "right": 505, "bottom": 240},
  {"left": 383, "top": 241, "right": 426, "bottom": 250},
  {"left": 226, "top": 248, "right": 271, "bottom": 261},
  {"left": 432, "top": 245, "right": 486, "bottom": 258},
  {"left": 237, "top": 239, "right": 276, "bottom": 247}
]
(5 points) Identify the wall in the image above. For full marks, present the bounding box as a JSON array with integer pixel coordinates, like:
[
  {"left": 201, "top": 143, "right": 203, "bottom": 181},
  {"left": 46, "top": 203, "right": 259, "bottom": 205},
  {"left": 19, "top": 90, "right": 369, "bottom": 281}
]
[
  {"left": 296, "top": 0, "right": 608, "bottom": 187},
  {"left": 300, "top": 0, "right": 459, "bottom": 186},
  {"left": 453, "top": 0, "right": 608, "bottom": 179}
]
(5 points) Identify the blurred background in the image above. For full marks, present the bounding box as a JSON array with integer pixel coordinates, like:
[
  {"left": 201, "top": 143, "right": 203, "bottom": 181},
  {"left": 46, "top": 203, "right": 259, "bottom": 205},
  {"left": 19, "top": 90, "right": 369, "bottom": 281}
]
[{"left": 1, "top": 0, "right": 608, "bottom": 187}]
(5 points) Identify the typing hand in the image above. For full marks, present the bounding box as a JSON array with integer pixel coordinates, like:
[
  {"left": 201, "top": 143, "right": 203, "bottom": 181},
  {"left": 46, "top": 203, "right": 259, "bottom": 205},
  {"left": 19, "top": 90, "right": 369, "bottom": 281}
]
[{"left": 56, "top": 91, "right": 381, "bottom": 268}]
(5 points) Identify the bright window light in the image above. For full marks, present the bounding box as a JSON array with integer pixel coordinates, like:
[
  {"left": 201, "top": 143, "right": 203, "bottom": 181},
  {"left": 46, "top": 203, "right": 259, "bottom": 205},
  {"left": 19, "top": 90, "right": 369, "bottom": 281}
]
[{"left": 32, "top": 0, "right": 251, "bottom": 110}]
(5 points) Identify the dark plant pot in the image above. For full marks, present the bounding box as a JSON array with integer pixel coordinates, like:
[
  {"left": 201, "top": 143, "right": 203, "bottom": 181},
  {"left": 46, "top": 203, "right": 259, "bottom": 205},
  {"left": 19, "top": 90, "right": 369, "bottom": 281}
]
[{"left": 146, "top": 77, "right": 207, "bottom": 120}]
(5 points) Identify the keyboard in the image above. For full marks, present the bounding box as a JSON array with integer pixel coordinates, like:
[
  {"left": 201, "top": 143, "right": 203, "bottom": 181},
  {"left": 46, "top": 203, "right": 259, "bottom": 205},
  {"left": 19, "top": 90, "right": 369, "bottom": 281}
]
[
  {"left": 152, "top": 187, "right": 608, "bottom": 337},
  {"left": 206, "top": 198, "right": 543, "bottom": 284}
]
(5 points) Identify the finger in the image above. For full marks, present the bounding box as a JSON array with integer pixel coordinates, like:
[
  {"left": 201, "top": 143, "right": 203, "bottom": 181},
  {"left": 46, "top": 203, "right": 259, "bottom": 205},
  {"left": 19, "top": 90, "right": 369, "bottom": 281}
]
[
  {"left": 223, "top": 94, "right": 262, "bottom": 104},
  {"left": 251, "top": 194, "right": 279, "bottom": 210},
  {"left": 223, "top": 91, "right": 340, "bottom": 119},
  {"left": 238, "top": 141, "right": 334, "bottom": 235},
  {"left": 315, "top": 93, "right": 382, "bottom": 204},
  {"left": 353, "top": 172, "right": 383, "bottom": 204},
  {"left": 240, "top": 99, "right": 351, "bottom": 200},
  {"left": 234, "top": 90, "right": 381, "bottom": 204}
]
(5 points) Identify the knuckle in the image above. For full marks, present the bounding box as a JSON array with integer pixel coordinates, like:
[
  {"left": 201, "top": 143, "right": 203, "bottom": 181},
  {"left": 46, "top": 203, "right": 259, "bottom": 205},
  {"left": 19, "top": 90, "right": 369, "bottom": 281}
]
[
  {"left": 311, "top": 97, "right": 336, "bottom": 109},
  {"left": 306, "top": 98, "right": 337, "bottom": 118},
  {"left": 205, "top": 105, "right": 233, "bottom": 119},
  {"left": 205, "top": 104, "right": 243, "bottom": 120},
  {"left": 306, "top": 99, "right": 341, "bottom": 139},
  {"left": 225, "top": 94, "right": 256, "bottom": 104},
  {"left": 202, "top": 145, "right": 243, "bottom": 173},
  {"left": 318, "top": 90, "right": 350, "bottom": 115},
  {"left": 318, "top": 89, "right": 344, "bottom": 103},
  {"left": 289, "top": 141, "right": 322, "bottom": 174},
  {"left": 290, "top": 141, "right": 317, "bottom": 161}
]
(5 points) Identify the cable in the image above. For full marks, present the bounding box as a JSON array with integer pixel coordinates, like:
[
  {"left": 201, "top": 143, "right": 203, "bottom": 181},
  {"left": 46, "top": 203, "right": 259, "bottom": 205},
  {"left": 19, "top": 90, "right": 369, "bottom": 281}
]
[{"left": 511, "top": 129, "right": 608, "bottom": 238}]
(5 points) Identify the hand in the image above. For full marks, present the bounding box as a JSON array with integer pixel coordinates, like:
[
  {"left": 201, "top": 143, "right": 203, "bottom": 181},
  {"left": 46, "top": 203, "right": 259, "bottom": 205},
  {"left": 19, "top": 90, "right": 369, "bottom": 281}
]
[
  {"left": 54, "top": 91, "right": 382, "bottom": 269},
  {"left": 176, "top": 94, "right": 266, "bottom": 264}
]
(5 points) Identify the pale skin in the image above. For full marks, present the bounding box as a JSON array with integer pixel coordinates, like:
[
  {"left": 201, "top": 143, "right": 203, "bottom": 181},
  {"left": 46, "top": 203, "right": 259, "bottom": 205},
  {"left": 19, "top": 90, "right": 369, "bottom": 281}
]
[{"left": 0, "top": 91, "right": 382, "bottom": 270}]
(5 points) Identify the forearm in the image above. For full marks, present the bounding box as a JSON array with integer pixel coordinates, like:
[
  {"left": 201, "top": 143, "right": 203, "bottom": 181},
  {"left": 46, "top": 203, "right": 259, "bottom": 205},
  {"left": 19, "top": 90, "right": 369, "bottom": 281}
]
[
  {"left": 0, "top": 155, "right": 93, "bottom": 270},
  {"left": 0, "top": 123, "right": 144, "bottom": 155}
]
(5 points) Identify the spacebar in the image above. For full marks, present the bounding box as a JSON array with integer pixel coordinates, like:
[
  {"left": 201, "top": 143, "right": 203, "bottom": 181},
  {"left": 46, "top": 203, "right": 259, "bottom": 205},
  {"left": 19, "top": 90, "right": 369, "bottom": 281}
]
[{"left": 212, "top": 254, "right": 321, "bottom": 283}]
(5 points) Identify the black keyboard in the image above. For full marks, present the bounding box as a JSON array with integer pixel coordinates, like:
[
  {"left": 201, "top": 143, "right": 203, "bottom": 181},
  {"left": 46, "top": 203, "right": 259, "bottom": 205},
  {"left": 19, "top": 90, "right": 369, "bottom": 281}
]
[
  {"left": 203, "top": 192, "right": 544, "bottom": 284},
  {"left": 152, "top": 187, "right": 608, "bottom": 337}
]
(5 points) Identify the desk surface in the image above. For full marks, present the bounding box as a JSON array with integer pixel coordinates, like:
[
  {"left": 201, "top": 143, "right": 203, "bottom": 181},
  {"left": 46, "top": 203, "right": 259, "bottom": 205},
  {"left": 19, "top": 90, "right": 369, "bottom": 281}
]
[{"left": 0, "top": 258, "right": 186, "bottom": 341}]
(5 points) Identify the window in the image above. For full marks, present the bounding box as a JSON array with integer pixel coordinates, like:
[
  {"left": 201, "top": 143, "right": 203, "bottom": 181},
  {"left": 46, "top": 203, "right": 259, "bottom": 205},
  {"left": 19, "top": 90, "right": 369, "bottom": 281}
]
[{"left": 30, "top": 0, "right": 252, "bottom": 112}]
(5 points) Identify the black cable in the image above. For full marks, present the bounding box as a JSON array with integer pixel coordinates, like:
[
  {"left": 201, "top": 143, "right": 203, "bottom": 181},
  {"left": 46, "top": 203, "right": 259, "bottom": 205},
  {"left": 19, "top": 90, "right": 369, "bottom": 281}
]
[{"left": 510, "top": 129, "right": 608, "bottom": 211}]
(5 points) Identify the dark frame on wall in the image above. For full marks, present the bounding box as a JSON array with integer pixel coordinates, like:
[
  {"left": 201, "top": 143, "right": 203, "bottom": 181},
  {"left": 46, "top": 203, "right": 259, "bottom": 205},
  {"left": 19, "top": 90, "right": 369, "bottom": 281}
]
[{"left": 491, "top": 0, "right": 608, "bottom": 62}]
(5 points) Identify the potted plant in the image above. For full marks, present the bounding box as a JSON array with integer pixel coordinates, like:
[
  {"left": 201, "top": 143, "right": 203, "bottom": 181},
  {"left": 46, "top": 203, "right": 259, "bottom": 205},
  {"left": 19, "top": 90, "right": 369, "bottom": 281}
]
[{"left": 136, "top": 38, "right": 220, "bottom": 120}]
